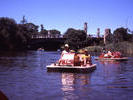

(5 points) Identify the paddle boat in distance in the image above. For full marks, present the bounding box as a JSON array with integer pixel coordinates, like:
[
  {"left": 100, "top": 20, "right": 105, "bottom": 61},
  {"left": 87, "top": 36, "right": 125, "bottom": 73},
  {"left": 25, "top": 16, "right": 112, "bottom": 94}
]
[
  {"left": 46, "top": 53, "right": 96, "bottom": 73},
  {"left": 95, "top": 51, "right": 128, "bottom": 61},
  {"left": 37, "top": 47, "right": 44, "bottom": 51}
]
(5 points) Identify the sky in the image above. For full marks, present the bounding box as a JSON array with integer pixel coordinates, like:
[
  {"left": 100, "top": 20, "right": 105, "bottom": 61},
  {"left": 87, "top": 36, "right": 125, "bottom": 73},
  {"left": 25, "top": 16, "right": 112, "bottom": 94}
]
[{"left": 0, "top": 0, "right": 133, "bottom": 35}]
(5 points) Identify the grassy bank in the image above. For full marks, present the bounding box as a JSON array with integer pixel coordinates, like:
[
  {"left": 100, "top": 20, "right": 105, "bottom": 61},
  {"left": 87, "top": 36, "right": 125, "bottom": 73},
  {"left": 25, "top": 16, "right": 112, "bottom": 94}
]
[
  {"left": 85, "top": 42, "right": 133, "bottom": 56},
  {"left": 85, "top": 46, "right": 103, "bottom": 52}
]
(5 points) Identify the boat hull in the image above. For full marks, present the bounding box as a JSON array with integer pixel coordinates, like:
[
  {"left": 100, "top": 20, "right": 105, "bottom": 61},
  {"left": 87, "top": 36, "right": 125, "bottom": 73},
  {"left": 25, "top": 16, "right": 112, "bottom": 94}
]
[
  {"left": 95, "top": 57, "right": 128, "bottom": 61},
  {"left": 46, "top": 64, "right": 96, "bottom": 73}
]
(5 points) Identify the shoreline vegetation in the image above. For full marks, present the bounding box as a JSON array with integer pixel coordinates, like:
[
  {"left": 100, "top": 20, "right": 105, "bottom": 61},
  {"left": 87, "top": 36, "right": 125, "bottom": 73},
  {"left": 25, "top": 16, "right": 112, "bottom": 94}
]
[
  {"left": 84, "top": 42, "right": 133, "bottom": 56},
  {"left": 0, "top": 16, "right": 133, "bottom": 56}
]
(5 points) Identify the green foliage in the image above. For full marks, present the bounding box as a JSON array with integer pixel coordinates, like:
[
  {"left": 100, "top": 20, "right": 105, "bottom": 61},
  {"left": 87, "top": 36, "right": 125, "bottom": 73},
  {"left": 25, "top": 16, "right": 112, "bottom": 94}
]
[
  {"left": 25, "top": 23, "right": 38, "bottom": 33},
  {"left": 64, "top": 28, "right": 87, "bottom": 50},
  {"left": 86, "top": 42, "right": 133, "bottom": 55},
  {"left": 85, "top": 46, "right": 103, "bottom": 52},
  {"left": 0, "top": 17, "right": 38, "bottom": 50},
  {"left": 49, "top": 29, "right": 61, "bottom": 38},
  {"left": 86, "top": 37, "right": 104, "bottom": 46},
  {"left": 40, "top": 29, "right": 48, "bottom": 36},
  {"left": 113, "top": 27, "right": 129, "bottom": 42},
  {"left": 105, "top": 27, "right": 133, "bottom": 44},
  {"left": 106, "top": 33, "right": 114, "bottom": 44},
  {"left": 0, "top": 17, "right": 18, "bottom": 50},
  {"left": 105, "top": 41, "right": 133, "bottom": 55}
]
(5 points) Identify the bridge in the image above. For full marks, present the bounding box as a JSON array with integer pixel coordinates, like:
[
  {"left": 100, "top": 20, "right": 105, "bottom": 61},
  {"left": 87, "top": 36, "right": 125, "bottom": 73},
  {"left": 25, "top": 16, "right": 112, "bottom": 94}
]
[
  {"left": 28, "top": 38, "right": 66, "bottom": 50},
  {"left": 28, "top": 37, "right": 103, "bottom": 51}
]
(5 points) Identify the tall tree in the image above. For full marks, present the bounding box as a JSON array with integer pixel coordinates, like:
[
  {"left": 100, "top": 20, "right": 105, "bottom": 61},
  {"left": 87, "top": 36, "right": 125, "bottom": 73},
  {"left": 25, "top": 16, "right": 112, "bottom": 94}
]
[
  {"left": 49, "top": 29, "right": 61, "bottom": 38},
  {"left": 0, "top": 17, "right": 18, "bottom": 50},
  {"left": 0, "top": 17, "right": 39, "bottom": 50},
  {"left": 113, "top": 27, "right": 129, "bottom": 42},
  {"left": 106, "top": 33, "right": 114, "bottom": 44},
  {"left": 64, "top": 28, "right": 87, "bottom": 50},
  {"left": 40, "top": 24, "right": 44, "bottom": 31}
]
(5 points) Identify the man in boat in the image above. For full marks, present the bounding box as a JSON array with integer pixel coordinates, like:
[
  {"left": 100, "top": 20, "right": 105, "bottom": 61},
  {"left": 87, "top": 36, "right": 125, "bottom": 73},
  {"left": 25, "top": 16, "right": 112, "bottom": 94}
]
[
  {"left": 58, "top": 44, "right": 73, "bottom": 65},
  {"left": 81, "top": 49, "right": 92, "bottom": 66},
  {"left": 61, "top": 44, "right": 70, "bottom": 57}
]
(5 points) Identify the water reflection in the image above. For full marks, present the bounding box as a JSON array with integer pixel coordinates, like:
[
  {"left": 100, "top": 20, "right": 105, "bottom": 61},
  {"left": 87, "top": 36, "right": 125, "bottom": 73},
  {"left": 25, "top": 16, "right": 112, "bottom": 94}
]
[
  {"left": 61, "top": 73, "right": 75, "bottom": 91},
  {"left": 99, "top": 60, "right": 121, "bottom": 65},
  {"left": 61, "top": 73, "right": 91, "bottom": 100}
]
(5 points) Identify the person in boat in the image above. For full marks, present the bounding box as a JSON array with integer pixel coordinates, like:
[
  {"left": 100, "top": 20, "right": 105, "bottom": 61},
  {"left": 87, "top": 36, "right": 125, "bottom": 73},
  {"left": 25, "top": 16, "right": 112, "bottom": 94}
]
[
  {"left": 102, "top": 47, "right": 107, "bottom": 54},
  {"left": 58, "top": 44, "right": 71, "bottom": 65},
  {"left": 81, "top": 49, "right": 91, "bottom": 66},
  {"left": 74, "top": 52, "right": 80, "bottom": 66},
  {"left": 104, "top": 49, "right": 113, "bottom": 58},
  {"left": 61, "top": 44, "right": 70, "bottom": 56}
]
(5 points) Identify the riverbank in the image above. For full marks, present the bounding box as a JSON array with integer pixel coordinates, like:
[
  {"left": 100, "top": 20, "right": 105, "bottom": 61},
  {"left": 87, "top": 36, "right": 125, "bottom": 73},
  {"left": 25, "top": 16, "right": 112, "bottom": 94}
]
[{"left": 84, "top": 41, "right": 133, "bottom": 56}]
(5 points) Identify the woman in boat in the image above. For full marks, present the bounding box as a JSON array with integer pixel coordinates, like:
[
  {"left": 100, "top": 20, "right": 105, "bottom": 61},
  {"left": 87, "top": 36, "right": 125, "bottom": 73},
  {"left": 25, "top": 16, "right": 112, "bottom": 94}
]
[{"left": 81, "top": 49, "right": 91, "bottom": 66}]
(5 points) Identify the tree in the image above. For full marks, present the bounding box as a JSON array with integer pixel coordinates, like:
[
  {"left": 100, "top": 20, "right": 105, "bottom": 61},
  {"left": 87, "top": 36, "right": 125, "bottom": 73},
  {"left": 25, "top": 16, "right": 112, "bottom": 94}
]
[
  {"left": 113, "top": 27, "right": 129, "bottom": 42},
  {"left": 64, "top": 28, "right": 87, "bottom": 50},
  {"left": 25, "top": 23, "right": 38, "bottom": 33},
  {"left": 40, "top": 29, "right": 48, "bottom": 37},
  {"left": 0, "top": 17, "right": 18, "bottom": 50},
  {"left": 40, "top": 24, "right": 44, "bottom": 31},
  {"left": 106, "top": 33, "right": 114, "bottom": 44},
  {"left": 49, "top": 29, "right": 61, "bottom": 38},
  {"left": 0, "top": 17, "right": 39, "bottom": 50}
]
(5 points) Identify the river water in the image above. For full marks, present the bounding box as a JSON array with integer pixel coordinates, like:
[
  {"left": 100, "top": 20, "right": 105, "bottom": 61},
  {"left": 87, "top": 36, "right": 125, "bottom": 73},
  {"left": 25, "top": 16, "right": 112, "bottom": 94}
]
[{"left": 0, "top": 51, "right": 133, "bottom": 100}]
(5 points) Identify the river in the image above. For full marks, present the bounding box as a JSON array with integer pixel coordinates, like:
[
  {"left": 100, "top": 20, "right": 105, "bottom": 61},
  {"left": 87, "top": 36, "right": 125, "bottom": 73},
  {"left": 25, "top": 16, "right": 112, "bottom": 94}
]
[{"left": 0, "top": 51, "right": 133, "bottom": 100}]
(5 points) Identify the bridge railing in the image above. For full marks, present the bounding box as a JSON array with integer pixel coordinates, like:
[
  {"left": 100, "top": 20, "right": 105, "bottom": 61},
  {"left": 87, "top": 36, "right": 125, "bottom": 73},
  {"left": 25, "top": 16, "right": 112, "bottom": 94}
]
[{"left": 31, "top": 34, "right": 64, "bottom": 39}]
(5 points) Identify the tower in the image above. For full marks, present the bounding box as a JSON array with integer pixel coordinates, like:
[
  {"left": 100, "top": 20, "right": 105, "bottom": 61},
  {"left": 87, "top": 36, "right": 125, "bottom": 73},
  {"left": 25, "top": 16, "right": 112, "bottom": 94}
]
[
  {"left": 104, "top": 28, "right": 111, "bottom": 45},
  {"left": 97, "top": 28, "right": 100, "bottom": 38},
  {"left": 84, "top": 22, "right": 88, "bottom": 34}
]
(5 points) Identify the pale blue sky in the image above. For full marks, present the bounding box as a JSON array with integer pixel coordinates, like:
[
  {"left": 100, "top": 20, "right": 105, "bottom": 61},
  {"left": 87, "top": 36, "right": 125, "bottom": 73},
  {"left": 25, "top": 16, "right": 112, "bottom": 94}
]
[{"left": 0, "top": 0, "right": 133, "bottom": 35}]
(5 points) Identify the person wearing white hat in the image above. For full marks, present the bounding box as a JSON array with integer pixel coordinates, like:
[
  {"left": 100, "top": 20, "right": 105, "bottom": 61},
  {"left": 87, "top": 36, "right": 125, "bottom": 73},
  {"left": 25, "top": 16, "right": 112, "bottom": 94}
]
[
  {"left": 62, "top": 44, "right": 70, "bottom": 55},
  {"left": 58, "top": 44, "right": 70, "bottom": 65}
]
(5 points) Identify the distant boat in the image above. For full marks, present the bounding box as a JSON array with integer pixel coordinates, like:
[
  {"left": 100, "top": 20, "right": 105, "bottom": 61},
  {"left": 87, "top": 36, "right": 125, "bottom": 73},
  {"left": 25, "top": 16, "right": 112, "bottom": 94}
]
[
  {"left": 57, "top": 49, "right": 61, "bottom": 52},
  {"left": 37, "top": 48, "right": 44, "bottom": 51}
]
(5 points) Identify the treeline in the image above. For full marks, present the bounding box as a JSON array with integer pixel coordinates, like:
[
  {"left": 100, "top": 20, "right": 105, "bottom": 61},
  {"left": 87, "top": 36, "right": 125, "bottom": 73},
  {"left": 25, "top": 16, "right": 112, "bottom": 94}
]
[
  {"left": 0, "top": 17, "right": 133, "bottom": 51},
  {"left": 105, "top": 28, "right": 133, "bottom": 55},
  {"left": 63, "top": 28, "right": 103, "bottom": 50},
  {"left": 85, "top": 27, "right": 133, "bottom": 55},
  {"left": 63, "top": 27, "right": 133, "bottom": 52},
  {"left": 0, "top": 17, "right": 61, "bottom": 50},
  {"left": 106, "top": 27, "right": 133, "bottom": 44}
]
